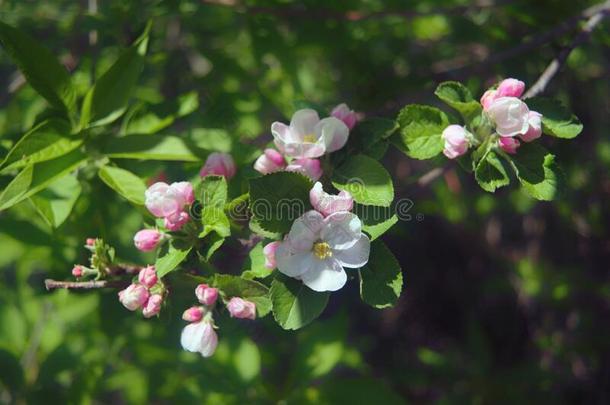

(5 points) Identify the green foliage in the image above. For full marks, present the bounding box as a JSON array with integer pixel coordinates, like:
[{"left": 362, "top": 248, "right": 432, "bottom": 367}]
[
  {"left": 98, "top": 165, "right": 147, "bottom": 206},
  {"left": 331, "top": 154, "right": 394, "bottom": 207},
  {"left": 199, "top": 175, "right": 230, "bottom": 238},
  {"left": 270, "top": 274, "right": 330, "bottom": 330},
  {"left": 102, "top": 134, "right": 205, "bottom": 162},
  {"left": 359, "top": 240, "right": 403, "bottom": 309},
  {"left": 510, "top": 143, "right": 562, "bottom": 201},
  {"left": 241, "top": 242, "right": 273, "bottom": 280},
  {"left": 393, "top": 104, "right": 449, "bottom": 159},
  {"left": 435, "top": 81, "right": 482, "bottom": 121},
  {"left": 29, "top": 173, "right": 81, "bottom": 227},
  {"left": 156, "top": 240, "right": 192, "bottom": 277},
  {"left": 526, "top": 96, "right": 583, "bottom": 139},
  {"left": 210, "top": 274, "right": 271, "bottom": 317},
  {"left": 475, "top": 150, "right": 510, "bottom": 193}
]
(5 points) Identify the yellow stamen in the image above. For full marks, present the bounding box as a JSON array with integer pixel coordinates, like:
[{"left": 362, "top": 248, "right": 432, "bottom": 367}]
[
  {"left": 302, "top": 133, "right": 316, "bottom": 143},
  {"left": 313, "top": 242, "right": 333, "bottom": 260}
]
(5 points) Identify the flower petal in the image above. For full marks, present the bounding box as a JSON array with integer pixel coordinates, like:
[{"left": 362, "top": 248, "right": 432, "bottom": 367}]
[
  {"left": 287, "top": 210, "right": 324, "bottom": 252},
  {"left": 275, "top": 242, "right": 315, "bottom": 277},
  {"left": 180, "top": 322, "right": 206, "bottom": 353},
  {"left": 301, "top": 259, "right": 347, "bottom": 292},
  {"left": 290, "top": 109, "right": 320, "bottom": 139},
  {"left": 333, "top": 235, "right": 370, "bottom": 268},
  {"left": 321, "top": 211, "right": 362, "bottom": 250},
  {"left": 316, "top": 117, "right": 349, "bottom": 153}
]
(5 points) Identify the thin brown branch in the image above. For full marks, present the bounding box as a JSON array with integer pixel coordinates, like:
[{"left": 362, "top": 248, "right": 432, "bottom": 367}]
[
  {"left": 416, "top": 164, "right": 450, "bottom": 187},
  {"left": 44, "top": 279, "right": 129, "bottom": 290},
  {"left": 523, "top": 0, "right": 610, "bottom": 98}
]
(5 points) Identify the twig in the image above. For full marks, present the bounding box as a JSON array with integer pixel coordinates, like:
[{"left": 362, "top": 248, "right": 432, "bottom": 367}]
[
  {"left": 523, "top": 0, "right": 610, "bottom": 98},
  {"left": 44, "top": 279, "right": 129, "bottom": 290},
  {"left": 416, "top": 164, "right": 450, "bottom": 187}
]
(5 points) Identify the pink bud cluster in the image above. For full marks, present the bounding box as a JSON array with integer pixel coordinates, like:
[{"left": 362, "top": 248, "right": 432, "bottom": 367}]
[
  {"left": 118, "top": 266, "right": 164, "bottom": 318},
  {"left": 180, "top": 284, "right": 220, "bottom": 357},
  {"left": 253, "top": 103, "right": 359, "bottom": 180},
  {"left": 144, "top": 181, "right": 195, "bottom": 231}
]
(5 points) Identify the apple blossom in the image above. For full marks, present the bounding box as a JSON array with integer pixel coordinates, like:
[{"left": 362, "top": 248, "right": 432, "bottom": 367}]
[
  {"left": 486, "top": 97, "right": 530, "bottom": 137},
  {"left": 331, "top": 103, "right": 358, "bottom": 130},
  {"left": 72, "top": 265, "right": 83, "bottom": 278},
  {"left": 181, "top": 318, "right": 218, "bottom": 357},
  {"left": 195, "top": 284, "right": 219, "bottom": 306},
  {"left": 285, "top": 158, "right": 323, "bottom": 181},
  {"left": 275, "top": 210, "right": 370, "bottom": 292},
  {"left": 138, "top": 265, "right": 158, "bottom": 288},
  {"left": 145, "top": 181, "right": 194, "bottom": 219},
  {"left": 480, "top": 89, "right": 498, "bottom": 111},
  {"left": 496, "top": 78, "right": 525, "bottom": 98},
  {"left": 133, "top": 229, "right": 163, "bottom": 252},
  {"left": 254, "top": 148, "right": 287, "bottom": 175},
  {"left": 442, "top": 125, "right": 470, "bottom": 159},
  {"left": 118, "top": 283, "right": 150, "bottom": 311},
  {"left": 200, "top": 152, "right": 236, "bottom": 179},
  {"left": 142, "top": 294, "right": 163, "bottom": 318},
  {"left": 520, "top": 111, "right": 543, "bottom": 142},
  {"left": 226, "top": 297, "right": 256, "bottom": 320},
  {"left": 498, "top": 137, "right": 520, "bottom": 154},
  {"left": 309, "top": 182, "right": 353, "bottom": 217},
  {"left": 182, "top": 306, "right": 205, "bottom": 322},
  {"left": 86, "top": 238, "right": 96, "bottom": 246},
  {"left": 263, "top": 241, "right": 281, "bottom": 269},
  {"left": 271, "top": 109, "right": 349, "bottom": 158},
  {"left": 164, "top": 211, "right": 190, "bottom": 231}
]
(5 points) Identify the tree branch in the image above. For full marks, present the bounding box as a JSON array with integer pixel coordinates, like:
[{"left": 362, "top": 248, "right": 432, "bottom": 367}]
[
  {"left": 523, "top": 0, "right": 610, "bottom": 98},
  {"left": 44, "top": 279, "right": 129, "bottom": 290}
]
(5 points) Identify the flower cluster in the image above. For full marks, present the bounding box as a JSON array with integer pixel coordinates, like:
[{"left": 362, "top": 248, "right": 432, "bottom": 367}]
[
  {"left": 144, "top": 181, "right": 195, "bottom": 231},
  {"left": 264, "top": 182, "right": 369, "bottom": 292},
  {"left": 442, "top": 78, "right": 543, "bottom": 159},
  {"left": 118, "top": 266, "right": 165, "bottom": 318},
  {"left": 253, "top": 103, "right": 358, "bottom": 181},
  {"left": 181, "top": 284, "right": 256, "bottom": 357}
]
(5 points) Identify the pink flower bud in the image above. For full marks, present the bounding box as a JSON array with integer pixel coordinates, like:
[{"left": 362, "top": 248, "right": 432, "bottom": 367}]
[
  {"left": 181, "top": 319, "right": 218, "bottom": 357},
  {"left": 86, "top": 238, "right": 96, "bottom": 246},
  {"left": 309, "top": 182, "right": 353, "bottom": 217},
  {"left": 487, "top": 97, "right": 530, "bottom": 137},
  {"left": 253, "top": 149, "right": 287, "bottom": 175},
  {"left": 118, "top": 283, "right": 150, "bottom": 311},
  {"left": 480, "top": 89, "right": 498, "bottom": 111},
  {"left": 164, "top": 210, "right": 190, "bottom": 231},
  {"left": 142, "top": 294, "right": 163, "bottom": 318},
  {"left": 182, "top": 306, "right": 205, "bottom": 322},
  {"left": 145, "top": 182, "right": 193, "bottom": 218},
  {"left": 263, "top": 241, "right": 281, "bottom": 269},
  {"left": 72, "top": 265, "right": 83, "bottom": 278},
  {"left": 170, "top": 181, "right": 195, "bottom": 206},
  {"left": 496, "top": 78, "right": 525, "bottom": 98},
  {"left": 195, "top": 284, "right": 219, "bottom": 306},
  {"left": 519, "top": 111, "right": 543, "bottom": 142},
  {"left": 498, "top": 137, "right": 520, "bottom": 154},
  {"left": 226, "top": 297, "right": 256, "bottom": 320},
  {"left": 200, "top": 152, "right": 236, "bottom": 179},
  {"left": 286, "top": 158, "right": 323, "bottom": 181},
  {"left": 442, "top": 125, "right": 469, "bottom": 159},
  {"left": 331, "top": 103, "right": 358, "bottom": 130},
  {"left": 133, "top": 229, "right": 163, "bottom": 252},
  {"left": 138, "top": 265, "right": 158, "bottom": 288}
]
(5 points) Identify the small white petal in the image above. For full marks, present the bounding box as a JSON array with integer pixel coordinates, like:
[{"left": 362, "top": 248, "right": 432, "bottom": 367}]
[
  {"left": 316, "top": 117, "right": 349, "bottom": 153},
  {"left": 301, "top": 259, "right": 347, "bottom": 292},
  {"left": 290, "top": 109, "right": 320, "bottom": 139},
  {"left": 287, "top": 210, "right": 325, "bottom": 252},
  {"left": 276, "top": 242, "right": 314, "bottom": 277},
  {"left": 333, "top": 235, "right": 370, "bottom": 268},
  {"left": 181, "top": 322, "right": 206, "bottom": 353},
  {"left": 321, "top": 212, "right": 362, "bottom": 250}
]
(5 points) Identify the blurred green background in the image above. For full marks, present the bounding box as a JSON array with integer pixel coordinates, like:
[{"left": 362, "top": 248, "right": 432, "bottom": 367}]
[{"left": 1, "top": 0, "right": 609, "bottom": 403}]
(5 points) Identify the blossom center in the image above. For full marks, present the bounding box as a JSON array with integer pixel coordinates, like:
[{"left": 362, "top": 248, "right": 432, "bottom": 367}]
[
  {"left": 302, "top": 133, "right": 316, "bottom": 143},
  {"left": 313, "top": 242, "right": 332, "bottom": 260}
]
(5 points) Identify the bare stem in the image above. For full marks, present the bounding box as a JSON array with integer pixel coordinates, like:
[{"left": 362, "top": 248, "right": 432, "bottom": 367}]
[{"left": 44, "top": 279, "right": 129, "bottom": 290}]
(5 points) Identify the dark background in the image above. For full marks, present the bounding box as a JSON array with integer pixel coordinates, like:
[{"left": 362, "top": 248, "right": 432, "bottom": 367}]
[{"left": 0, "top": 0, "right": 609, "bottom": 403}]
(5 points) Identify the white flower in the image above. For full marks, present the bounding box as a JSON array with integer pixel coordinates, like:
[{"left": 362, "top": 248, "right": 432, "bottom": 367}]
[
  {"left": 180, "top": 319, "right": 218, "bottom": 358},
  {"left": 486, "top": 97, "right": 530, "bottom": 137},
  {"left": 271, "top": 109, "right": 349, "bottom": 159},
  {"left": 275, "top": 210, "right": 370, "bottom": 292},
  {"left": 144, "top": 182, "right": 194, "bottom": 218}
]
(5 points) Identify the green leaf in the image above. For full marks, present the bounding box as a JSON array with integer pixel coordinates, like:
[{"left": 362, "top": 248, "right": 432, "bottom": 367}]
[
  {"left": 249, "top": 217, "right": 282, "bottom": 239},
  {"left": 392, "top": 104, "right": 449, "bottom": 160},
  {"left": 29, "top": 173, "right": 81, "bottom": 227},
  {"left": 0, "top": 118, "right": 80, "bottom": 174},
  {"left": 475, "top": 150, "right": 510, "bottom": 192},
  {"left": 197, "top": 233, "right": 225, "bottom": 262},
  {"left": 359, "top": 240, "right": 403, "bottom": 309},
  {"left": 353, "top": 203, "right": 398, "bottom": 241},
  {"left": 526, "top": 97, "right": 583, "bottom": 139},
  {"left": 331, "top": 154, "right": 394, "bottom": 207},
  {"left": 0, "top": 349, "right": 24, "bottom": 392},
  {"left": 270, "top": 274, "right": 329, "bottom": 330},
  {"left": 98, "top": 165, "right": 147, "bottom": 205},
  {"left": 102, "top": 134, "right": 205, "bottom": 161},
  {"left": 0, "top": 22, "right": 76, "bottom": 112},
  {"left": 249, "top": 171, "right": 313, "bottom": 234},
  {"left": 80, "top": 24, "right": 150, "bottom": 127},
  {"left": 199, "top": 175, "right": 230, "bottom": 238},
  {"left": 211, "top": 274, "right": 271, "bottom": 317},
  {"left": 156, "top": 241, "right": 192, "bottom": 278},
  {"left": 0, "top": 149, "right": 86, "bottom": 211},
  {"left": 510, "top": 143, "right": 562, "bottom": 201},
  {"left": 242, "top": 242, "right": 273, "bottom": 280},
  {"left": 348, "top": 117, "right": 397, "bottom": 152},
  {"left": 434, "top": 81, "right": 482, "bottom": 121}
]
